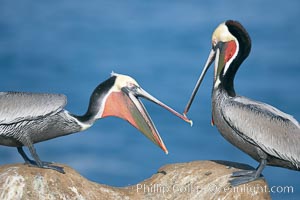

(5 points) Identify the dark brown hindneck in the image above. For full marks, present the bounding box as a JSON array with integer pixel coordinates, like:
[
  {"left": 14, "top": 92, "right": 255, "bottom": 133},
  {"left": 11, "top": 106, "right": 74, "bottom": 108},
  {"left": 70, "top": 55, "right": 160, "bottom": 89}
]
[{"left": 221, "top": 20, "right": 252, "bottom": 97}]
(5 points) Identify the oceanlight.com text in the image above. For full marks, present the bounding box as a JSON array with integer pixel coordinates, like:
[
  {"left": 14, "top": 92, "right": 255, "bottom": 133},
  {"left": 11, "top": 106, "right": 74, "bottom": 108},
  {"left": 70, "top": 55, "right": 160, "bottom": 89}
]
[{"left": 135, "top": 183, "right": 294, "bottom": 195}]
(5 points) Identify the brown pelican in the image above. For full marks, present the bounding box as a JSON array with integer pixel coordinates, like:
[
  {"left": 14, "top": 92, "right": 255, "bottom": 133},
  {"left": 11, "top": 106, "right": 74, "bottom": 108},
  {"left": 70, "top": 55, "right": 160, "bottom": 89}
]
[
  {"left": 183, "top": 20, "right": 300, "bottom": 185},
  {"left": 0, "top": 72, "right": 191, "bottom": 173}
]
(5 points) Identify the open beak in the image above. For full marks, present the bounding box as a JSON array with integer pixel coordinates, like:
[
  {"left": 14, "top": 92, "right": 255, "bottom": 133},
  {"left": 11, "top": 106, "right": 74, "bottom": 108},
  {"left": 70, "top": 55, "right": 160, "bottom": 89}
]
[
  {"left": 102, "top": 85, "right": 192, "bottom": 154},
  {"left": 183, "top": 49, "right": 216, "bottom": 115}
]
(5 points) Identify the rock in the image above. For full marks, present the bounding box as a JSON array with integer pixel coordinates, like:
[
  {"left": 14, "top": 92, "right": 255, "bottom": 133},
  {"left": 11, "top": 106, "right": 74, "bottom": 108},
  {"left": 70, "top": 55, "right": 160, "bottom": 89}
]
[{"left": 0, "top": 160, "right": 271, "bottom": 200}]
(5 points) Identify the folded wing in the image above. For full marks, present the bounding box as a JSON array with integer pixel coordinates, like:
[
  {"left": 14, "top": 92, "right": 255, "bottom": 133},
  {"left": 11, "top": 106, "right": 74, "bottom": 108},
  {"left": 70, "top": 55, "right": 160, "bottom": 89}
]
[
  {"left": 222, "top": 96, "right": 300, "bottom": 167},
  {"left": 0, "top": 92, "right": 67, "bottom": 124}
]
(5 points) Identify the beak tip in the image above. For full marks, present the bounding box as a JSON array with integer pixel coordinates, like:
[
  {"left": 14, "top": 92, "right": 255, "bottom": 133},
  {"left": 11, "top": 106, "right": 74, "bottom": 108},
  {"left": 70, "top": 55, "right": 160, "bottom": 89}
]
[
  {"left": 183, "top": 113, "right": 193, "bottom": 127},
  {"left": 189, "top": 120, "right": 193, "bottom": 127}
]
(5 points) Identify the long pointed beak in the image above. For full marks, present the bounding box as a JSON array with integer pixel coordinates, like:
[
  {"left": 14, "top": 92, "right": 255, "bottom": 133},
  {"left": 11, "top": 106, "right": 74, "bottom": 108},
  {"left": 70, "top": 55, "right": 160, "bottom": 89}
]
[
  {"left": 121, "top": 86, "right": 192, "bottom": 154},
  {"left": 125, "top": 90, "right": 169, "bottom": 153},
  {"left": 102, "top": 85, "right": 191, "bottom": 154},
  {"left": 183, "top": 49, "right": 216, "bottom": 115}
]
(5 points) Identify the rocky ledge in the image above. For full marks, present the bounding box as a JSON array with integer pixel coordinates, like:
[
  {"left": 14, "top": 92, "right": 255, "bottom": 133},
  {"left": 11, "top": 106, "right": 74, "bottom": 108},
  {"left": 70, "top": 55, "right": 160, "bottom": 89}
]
[{"left": 0, "top": 160, "right": 270, "bottom": 200}]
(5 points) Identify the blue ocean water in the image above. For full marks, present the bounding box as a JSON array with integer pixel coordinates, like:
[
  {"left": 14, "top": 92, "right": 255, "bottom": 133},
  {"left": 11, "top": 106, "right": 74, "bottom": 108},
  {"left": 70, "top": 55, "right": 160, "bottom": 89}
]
[{"left": 0, "top": 0, "right": 299, "bottom": 199}]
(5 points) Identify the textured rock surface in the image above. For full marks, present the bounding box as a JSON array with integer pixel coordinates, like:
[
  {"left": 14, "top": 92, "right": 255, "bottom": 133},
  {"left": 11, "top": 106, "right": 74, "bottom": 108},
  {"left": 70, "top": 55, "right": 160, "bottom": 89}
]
[{"left": 0, "top": 160, "right": 271, "bottom": 200}]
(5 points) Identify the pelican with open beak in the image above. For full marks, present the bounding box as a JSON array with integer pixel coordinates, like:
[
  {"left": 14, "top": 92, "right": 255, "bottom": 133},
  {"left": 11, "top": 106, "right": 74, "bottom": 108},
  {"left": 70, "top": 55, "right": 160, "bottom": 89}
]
[{"left": 0, "top": 72, "right": 191, "bottom": 173}]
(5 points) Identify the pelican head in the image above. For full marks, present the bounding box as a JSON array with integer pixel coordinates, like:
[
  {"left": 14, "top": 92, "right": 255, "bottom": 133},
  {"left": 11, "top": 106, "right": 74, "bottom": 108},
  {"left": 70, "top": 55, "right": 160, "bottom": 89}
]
[
  {"left": 184, "top": 20, "right": 251, "bottom": 114},
  {"left": 86, "top": 72, "right": 191, "bottom": 154}
]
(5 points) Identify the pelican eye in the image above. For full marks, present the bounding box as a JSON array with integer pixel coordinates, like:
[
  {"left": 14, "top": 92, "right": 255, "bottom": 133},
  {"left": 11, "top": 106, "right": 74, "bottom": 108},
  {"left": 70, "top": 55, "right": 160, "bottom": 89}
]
[{"left": 123, "top": 82, "right": 140, "bottom": 95}]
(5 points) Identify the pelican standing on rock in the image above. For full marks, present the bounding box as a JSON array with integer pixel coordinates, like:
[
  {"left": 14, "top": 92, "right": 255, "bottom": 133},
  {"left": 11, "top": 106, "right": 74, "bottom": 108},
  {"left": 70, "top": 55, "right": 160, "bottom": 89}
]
[
  {"left": 183, "top": 20, "right": 300, "bottom": 185},
  {"left": 0, "top": 72, "right": 191, "bottom": 173}
]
